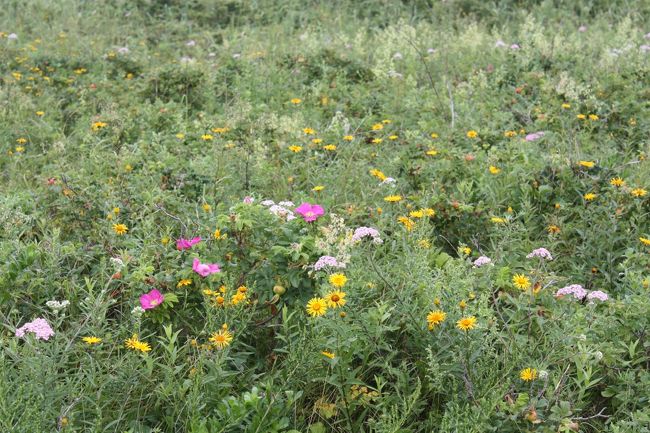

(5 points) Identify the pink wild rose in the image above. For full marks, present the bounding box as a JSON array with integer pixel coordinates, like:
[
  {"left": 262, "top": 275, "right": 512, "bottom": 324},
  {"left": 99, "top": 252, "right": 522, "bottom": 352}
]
[
  {"left": 176, "top": 237, "right": 202, "bottom": 250},
  {"left": 295, "top": 202, "right": 325, "bottom": 222},
  {"left": 140, "top": 289, "right": 165, "bottom": 310},
  {"left": 192, "top": 258, "right": 221, "bottom": 277}
]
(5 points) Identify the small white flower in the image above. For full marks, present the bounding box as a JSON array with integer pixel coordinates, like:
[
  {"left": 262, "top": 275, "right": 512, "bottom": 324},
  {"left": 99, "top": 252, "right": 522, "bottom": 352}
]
[
  {"left": 186, "top": 40, "right": 196, "bottom": 47},
  {"left": 538, "top": 370, "right": 548, "bottom": 380},
  {"left": 46, "top": 300, "right": 70, "bottom": 312},
  {"left": 8, "top": 33, "right": 18, "bottom": 40},
  {"left": 387, "top": 70, "right": 403, "bottom": 79}
]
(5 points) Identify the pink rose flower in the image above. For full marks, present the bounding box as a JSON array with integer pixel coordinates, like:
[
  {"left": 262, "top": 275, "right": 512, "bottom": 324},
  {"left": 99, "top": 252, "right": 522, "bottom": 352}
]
[
  {"left": 192, "top": 258, "right": 221, "bottom": 277},
  {"left": 176, "top": 237, "right": 202, "bottom": 250},
  {"left": 295, "top": 202, "right": 325, "bottom": 222},
  {"left": 140, "top": 289, "right": 165, "bottom": 310}
]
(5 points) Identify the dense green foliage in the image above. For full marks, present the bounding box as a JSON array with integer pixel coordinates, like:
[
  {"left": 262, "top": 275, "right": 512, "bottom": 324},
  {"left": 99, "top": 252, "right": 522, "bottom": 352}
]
[{"left": 1, "top": 1, "right": 649, "bottom": 432}]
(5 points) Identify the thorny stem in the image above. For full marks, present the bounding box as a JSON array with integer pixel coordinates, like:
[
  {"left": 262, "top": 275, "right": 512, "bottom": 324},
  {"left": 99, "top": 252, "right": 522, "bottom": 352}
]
[{"left": 154, "top": 204, "right": 188, "bottom": 234}]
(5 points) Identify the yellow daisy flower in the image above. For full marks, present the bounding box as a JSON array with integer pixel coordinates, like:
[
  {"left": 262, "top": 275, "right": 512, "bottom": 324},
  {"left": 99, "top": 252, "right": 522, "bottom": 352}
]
[
  {"left": 210, "top": 327, "right": 233, "bottom": 349},
  {"left": 520, "top": 368, "right": 538, "bottom": 381},
  {"left": 82, "top": 336, "right": 102, "bottom": 345},
  {"left": 325, "top": 290, "right": 347, "bottom": 308},
  {"left": 306, "top": 297, "right": 328, "bottom": 317},
  {"left": 456, "top": 316, "right": 477, "bottom": 331},
  {"left": 329, "top": 273, "right": 347, "bottom": 288},
  {"left": 512, "top": 274, "right": 531, "bottom": 290},
  {"left": 426, "top": 310, "right": 446, "bottom": 329}
]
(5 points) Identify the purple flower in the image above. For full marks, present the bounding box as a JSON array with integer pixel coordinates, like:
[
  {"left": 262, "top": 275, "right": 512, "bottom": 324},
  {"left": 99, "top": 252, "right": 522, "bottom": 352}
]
[
  {"left": 352, "top": 227, "right": 382, "bottom": 244},
  {"left": 176, "top": 237, "right": 202, "bottom": 250},
  {"left": 510, "top": 44, "right": 521, "bottom": 50},
  {"left": 495, "top": 39, "right": 507, "bottom": 48},
  {"left": 473, "top": 256, "right": 492, "bottom": 268},
  {"left": 243, "top": 196, "right": 254, "bottom": 204},
  {"left": 525, "top": 131, "right": 545, "bottom": 142},
  {"left": 526, "top": 248, "right": 553, "bottom": 260},
  {"left": 295, "top": 202, "right": 325, "bottom": 222},
  {"left": 587, "top": 290, "right": 608, "bottom": 302},
  {"left": 313, "top": 255, "right": 346, "bottom": 271},
  {"left": 578, "top": 25, "right": 587, "bottom": 32},
  {"left": 555, "top": 284, "right": 587, "bottom": 300},
  {"left": 192, "top": 258, "right": 221, "bottom": 277},
  {"left": 140, "top": 289, "right": 165, "bottom": 310},
  {"left": 15, "top": 318, "right": 55, "bottom": 340}
]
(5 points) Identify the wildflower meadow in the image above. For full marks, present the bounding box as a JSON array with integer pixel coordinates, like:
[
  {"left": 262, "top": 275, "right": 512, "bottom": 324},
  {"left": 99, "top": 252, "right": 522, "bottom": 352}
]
[{"left": 2, "top": 1, "right": 650, "bottom": 432}]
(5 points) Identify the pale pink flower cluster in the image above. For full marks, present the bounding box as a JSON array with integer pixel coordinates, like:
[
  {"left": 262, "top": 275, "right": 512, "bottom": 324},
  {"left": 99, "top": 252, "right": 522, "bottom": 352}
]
[
  {"left": 473, "top": 256, "right": 493, "bottom": 268},
  {"left": 313, "top": 255, "right": 346, "bottom": 271},
  {"left": 352, "top": 227, "right": 382, "bottom": 244},
  {"left": 15, "top": 318, "right": 55, "bottom": 340},
  {"left": 555, "top": 285, "right": 608, "bottom": 303},
  {"left": 495, "top": 40, "right": 521, "bottom": 50},
  {"left": 525, "top": 131, "right": 545, "bottom": 142},
  {"left": 555, "top": 284, "right": 588, "bottom": 300},
  {"left": 586, "top": 290, "right": 609, "bottom": 302},
  {"left": 526, "top": 247, "right": 553, "bottom": 260}
]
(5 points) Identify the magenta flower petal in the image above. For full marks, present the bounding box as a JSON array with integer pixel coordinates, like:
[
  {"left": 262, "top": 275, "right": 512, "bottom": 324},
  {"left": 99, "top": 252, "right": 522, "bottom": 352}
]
[
  {"left": 295, "top": 202, "right": 325, "bottom": 222},
  {"left": 192, "top": 257, "right": 221, "bottom": 277},
  {"left": 176, "top": 237, "right": 202, "bottom": 250},
  {"left": 140, "top": 289, "right": 165, "bottom": 310}
]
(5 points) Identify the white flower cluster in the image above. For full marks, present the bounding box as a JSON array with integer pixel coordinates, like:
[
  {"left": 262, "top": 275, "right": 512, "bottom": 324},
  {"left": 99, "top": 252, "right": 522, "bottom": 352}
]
[
  {"left": 261, "top": 200, "right": 296, "bottom": 221},
  {"left": 46, "top": 300, "right": 70, "bottom": 313}
]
